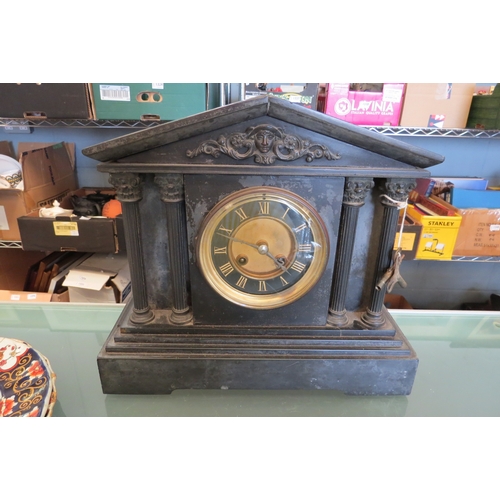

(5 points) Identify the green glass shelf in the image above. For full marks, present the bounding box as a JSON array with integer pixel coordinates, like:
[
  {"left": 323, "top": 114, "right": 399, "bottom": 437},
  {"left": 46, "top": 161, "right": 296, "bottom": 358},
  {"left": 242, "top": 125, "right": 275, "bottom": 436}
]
[{"left": 1, "top": 303, "right": 500, "bottom": 417}]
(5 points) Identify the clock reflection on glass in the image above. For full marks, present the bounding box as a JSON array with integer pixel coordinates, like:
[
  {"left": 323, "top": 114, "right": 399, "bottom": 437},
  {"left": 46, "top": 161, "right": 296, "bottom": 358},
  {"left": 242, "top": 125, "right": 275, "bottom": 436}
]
[{"left": 196, "top": 186, "right": 329, "bottom": 309}]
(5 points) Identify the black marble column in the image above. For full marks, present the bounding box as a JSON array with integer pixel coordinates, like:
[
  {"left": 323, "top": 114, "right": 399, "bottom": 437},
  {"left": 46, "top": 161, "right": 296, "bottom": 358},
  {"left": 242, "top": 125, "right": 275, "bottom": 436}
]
[
  {"left": 155, "top": 174, "right": 193, "bottom": 325},
  {"left": 328, "top": 177, "right": 374, "bottom": 327},
  {"left": 359, "top": 178, "right": 416, "bottom": 329},
  {"left": 109, "top": 172, "right": 154, "bottom": 324}
]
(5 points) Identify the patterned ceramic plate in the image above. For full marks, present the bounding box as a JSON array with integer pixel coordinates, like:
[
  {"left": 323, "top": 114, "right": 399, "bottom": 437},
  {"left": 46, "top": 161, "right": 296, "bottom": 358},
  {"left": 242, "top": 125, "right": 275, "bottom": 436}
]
[
  {"left": 0, "top": 337, "right": 54, "bottom": 417},
  {"left": 40, "top": 354, "right": 57, "bottom": 417}
]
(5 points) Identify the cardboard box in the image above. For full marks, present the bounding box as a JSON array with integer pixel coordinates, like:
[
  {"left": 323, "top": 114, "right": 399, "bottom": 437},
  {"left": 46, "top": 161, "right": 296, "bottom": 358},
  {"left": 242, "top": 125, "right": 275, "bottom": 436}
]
[
  {"left": 90, "top": 83, "right": 207, "bottom": 121},
  {"left": 0, "top": 248, "right": 70, "bottom": 302},
  {"left": 0, "top": 141, "right": 15, "bottom": 158},
  {"left": 18, "top": 188, "right": 124, "bottom": 253},
  {"left": 0, "top": 142, "right": 78, "bottom": 241},
  {"left": 324, "top": 83, "right": 406, "bottom": 126},
  {"left": 393, "top": 214, "right": 422, "bottom": 260},
  {"left": 407, "top": 195, "right": 462, "bottom": 260},
  {"left": 62, "top": 253, "right": 131, "bottom": 303},
  {"left": 384, "top": 294, "right": 413, "bottom": 309},
  {"left": 245, "top": 83, "right": 319, "bottom": 110},
  {"left": 17, "top": 187, "right": 125, "bottom": 253},
  {"left": 452, "top": 208, "right": 500, "bottom": 257},
  {"left": 0, "top": 83, "right": 93, "bottom": 119},
  {"left": 18, "top": 212, "right": 123, "bottom": 253},
  {"left": 400, "top": 83, "right": 476, "bottom": 128}
]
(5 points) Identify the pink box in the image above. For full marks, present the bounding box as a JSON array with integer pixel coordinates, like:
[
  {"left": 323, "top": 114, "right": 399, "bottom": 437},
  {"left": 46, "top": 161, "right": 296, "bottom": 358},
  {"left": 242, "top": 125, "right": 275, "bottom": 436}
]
[{"left": 324, "top": 83, "right": 406, "bottom": 126}]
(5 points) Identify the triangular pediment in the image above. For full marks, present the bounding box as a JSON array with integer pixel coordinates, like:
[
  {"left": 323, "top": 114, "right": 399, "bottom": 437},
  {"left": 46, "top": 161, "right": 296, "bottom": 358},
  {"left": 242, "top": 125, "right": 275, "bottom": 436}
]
[{"left": 82, "top": 95, "right": 444, "bottom": 171}]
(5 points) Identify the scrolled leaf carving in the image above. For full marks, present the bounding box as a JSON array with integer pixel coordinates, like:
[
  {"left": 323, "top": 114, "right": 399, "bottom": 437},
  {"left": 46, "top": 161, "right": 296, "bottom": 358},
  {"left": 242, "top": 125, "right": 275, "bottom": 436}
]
[{"left": 186, "top": 124, "right": 341, "bottom": 165}]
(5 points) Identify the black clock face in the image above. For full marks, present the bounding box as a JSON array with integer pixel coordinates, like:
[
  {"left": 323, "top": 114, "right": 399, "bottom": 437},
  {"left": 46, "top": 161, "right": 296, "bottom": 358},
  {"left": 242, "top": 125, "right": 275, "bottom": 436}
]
[{"left": 196, "top": 186, "right": 329, "bottom": 310}]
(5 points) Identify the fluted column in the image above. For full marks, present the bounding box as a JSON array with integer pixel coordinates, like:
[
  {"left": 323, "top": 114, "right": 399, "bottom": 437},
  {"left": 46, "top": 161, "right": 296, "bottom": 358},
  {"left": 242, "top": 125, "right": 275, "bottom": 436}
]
[
  {"left": 155, "top": 174, "right": 193, "bottom": 325},
  {"left": 328, "top": 177, "right": 374, "bottom": 327},
  {"left": 359, "top": 178, "right": 416, "bottom": 328},
  {"left": 109, "top": 172, "right": 154, "bottom": 324}
]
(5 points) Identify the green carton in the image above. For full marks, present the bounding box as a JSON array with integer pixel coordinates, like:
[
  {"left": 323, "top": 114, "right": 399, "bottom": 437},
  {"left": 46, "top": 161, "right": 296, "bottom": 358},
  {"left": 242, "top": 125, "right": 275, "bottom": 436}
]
[
  {"left": 466, "top": 84, "right": 500, "bottom": 130},
  {"left": 91, "top": 83, "right": 209, "bottom": 121}
]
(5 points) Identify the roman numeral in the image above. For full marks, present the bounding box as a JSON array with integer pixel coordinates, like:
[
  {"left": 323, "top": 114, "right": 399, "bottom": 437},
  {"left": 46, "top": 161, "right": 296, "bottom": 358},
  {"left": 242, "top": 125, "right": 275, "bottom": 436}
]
[
  {"left": 219, "top": 262, "right": 234, "bottom": 277},
  {"left": 236, "top": 275, "right": 247, "bottom": 288},
  {"left": 235, "top": 208, "right": 248, "bottom": 221},
  {"left": 213, "top": 246, "right": 227, "bottom": 254},
  {"left": 218, "top": 225, "right": 232, "bottom": 235},
  {"left": 290, "top": 261, "right": 306, "bottom": 273},
  {"left": 279, "top": 276, "right": 289, "bottom": 286},
  {"left": 298, "top": 244, "right": 312, "bottom": 252},
  {"left": 294, "top": 223, "right": 307, "bottom": 232},
  {"left": 259, "top": 202, "right": 270, "bottom": 215},
  {"left": 258, "top": 281, "right": 267, "bottom": 292},
  {"left": 281, "top": 207, "right": 290, "bottom": 219}
]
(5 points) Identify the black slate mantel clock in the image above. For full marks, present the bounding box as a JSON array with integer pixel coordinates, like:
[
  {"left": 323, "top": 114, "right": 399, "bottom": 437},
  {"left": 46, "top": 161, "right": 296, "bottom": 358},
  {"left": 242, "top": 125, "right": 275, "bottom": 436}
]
[{"left": 82, "top": 96, "right": 444, "bottom": 395}]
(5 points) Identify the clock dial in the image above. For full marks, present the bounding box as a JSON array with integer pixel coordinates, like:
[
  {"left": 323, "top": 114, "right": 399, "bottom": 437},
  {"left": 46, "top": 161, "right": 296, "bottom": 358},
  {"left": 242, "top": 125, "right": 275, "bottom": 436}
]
[{"left": 196, "top": 186, "right": 329, "bottom": 309}]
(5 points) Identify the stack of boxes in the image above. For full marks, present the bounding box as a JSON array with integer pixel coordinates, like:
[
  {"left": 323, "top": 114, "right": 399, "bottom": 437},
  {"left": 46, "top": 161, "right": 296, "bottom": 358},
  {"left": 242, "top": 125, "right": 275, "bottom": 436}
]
[{"left": 394, "top": 176, "right": 500, "bottom": 260}]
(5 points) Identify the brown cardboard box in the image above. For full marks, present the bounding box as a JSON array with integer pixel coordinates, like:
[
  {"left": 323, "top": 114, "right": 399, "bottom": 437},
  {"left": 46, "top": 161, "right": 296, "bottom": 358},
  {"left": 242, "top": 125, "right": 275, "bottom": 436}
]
[
  {"left": 400, "top": 83, "right": 475, "bottom": 128},
  {"left": 0, "top": 141, "right": 15, "bottom": 158},
  {"left": 0, "top": 142, "right": 77, "bottom": 241},
  {"left": 0, "top": 248, "right": 62, "bottom": 302},
  {"left": 452, "top": 208, "right": 500, "bottom": 257},
  {"left": 18, "top": 188, "right": 125, "bottom": 253},
  {"left": 0, "top": 248, "right": 48, "bottom": 290},
  {"left": 0, "top": 83, "right": 93, "bottom": 119},
  {"left": 384, "top": 294, "right": 413, "bottom": 309}
]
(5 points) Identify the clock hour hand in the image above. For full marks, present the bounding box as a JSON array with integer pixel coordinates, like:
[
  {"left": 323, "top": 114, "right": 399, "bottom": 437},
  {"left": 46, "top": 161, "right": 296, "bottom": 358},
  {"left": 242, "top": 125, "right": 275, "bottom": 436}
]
[
  {"left": 216, "top": 233, "right": 289, "bottom": 274},
  {"left": 216, "top": 233, "right": 260, "bottom": 250},
  {"left": 262, "top": 249, "right": 289, "bottom": 274}
]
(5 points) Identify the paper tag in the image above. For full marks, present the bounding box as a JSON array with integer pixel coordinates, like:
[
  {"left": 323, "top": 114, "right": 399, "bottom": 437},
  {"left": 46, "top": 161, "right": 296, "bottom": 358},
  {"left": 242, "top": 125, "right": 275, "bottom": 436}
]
[
  {"left": 53, "top": 221, "right": 79, "bottom": 236},
  {"left": 152, "top": 83, "right": 164, "bottom": 89},
  {"left": 394, "top": 232, "right": 416, "bottom": 251},
  {"left": 99, "top": 85, "right": 131, "bottom": 101},
  {"left": 10, "top": 294, "right": 20, "bottom": 301},
  {"left": 490, "top": 224, "right": 500, "bottom": 232},
  {"left": 383, "top": 87, "right": 403, "bottom": 103},
  {"left": 63, "top": 270, "right": 113, "bottom": 291},
  {"left": 0, "top": 206, "right": 9, "bottom": 230},
  {"left": 27, "top": 294, "right": 37, "bottom": 300}
]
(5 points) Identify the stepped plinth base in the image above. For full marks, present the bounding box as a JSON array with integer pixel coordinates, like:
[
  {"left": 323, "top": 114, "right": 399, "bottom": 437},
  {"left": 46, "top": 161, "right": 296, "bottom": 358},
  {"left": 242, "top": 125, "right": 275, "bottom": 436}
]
[{"left": 97, "top": 303, "right": 417, "bottom": 396}]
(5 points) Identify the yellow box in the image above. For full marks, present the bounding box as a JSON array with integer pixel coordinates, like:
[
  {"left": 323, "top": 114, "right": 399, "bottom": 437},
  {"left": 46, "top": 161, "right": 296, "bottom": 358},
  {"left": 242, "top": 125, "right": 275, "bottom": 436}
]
[{"left": 406, "top": 204, "right": 462, "bottom": 260}]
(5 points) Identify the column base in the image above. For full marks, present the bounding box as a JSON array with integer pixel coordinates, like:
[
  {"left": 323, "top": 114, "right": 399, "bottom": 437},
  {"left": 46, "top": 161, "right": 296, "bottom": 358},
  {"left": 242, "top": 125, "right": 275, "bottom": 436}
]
[
  {"left": 130, "top": 307, "right": 155, "bottom": 325},
  {"left": 357, "top": 308, "right": 388, "bottom": 329},
  {"left": 327, "top": 309, "right": 350, "bottom": 328},
  {"left": 169, "top": 308, "right": 194, "bottom": 325}
]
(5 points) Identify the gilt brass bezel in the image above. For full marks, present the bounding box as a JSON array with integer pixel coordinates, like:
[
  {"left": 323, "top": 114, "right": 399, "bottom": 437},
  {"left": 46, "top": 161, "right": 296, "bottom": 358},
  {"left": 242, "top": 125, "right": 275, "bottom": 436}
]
[{"left": 196, "top": 186, "right": 329, "bottom": 310}]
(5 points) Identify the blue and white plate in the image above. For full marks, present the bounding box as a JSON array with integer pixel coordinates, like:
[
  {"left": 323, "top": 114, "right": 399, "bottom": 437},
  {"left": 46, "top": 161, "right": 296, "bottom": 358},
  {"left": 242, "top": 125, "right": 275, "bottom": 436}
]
[{"left": 0, "top": 337, "right": 55, "bottom": 417}]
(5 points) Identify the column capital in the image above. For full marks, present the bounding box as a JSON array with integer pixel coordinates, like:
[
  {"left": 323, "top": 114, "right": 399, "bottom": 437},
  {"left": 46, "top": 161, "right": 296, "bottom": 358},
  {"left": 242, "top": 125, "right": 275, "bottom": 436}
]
[
  {"left": 108, "top": 172, "right": 143, "bottom": 202},
  {"left": 343, "top": 177, "right": 374, "bottom": 206},
  {"left": 380, "top": 178, "right": 417, "bottom": 206},
  {"left": 155, "top": 174, "right": 184, "bottom": 203}
]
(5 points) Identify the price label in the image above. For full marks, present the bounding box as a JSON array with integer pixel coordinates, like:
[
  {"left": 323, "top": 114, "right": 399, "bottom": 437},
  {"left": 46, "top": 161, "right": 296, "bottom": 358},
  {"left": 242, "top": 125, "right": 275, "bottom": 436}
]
[{"left": 53, "top": 221, "right": 79, "bottom": 236}]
